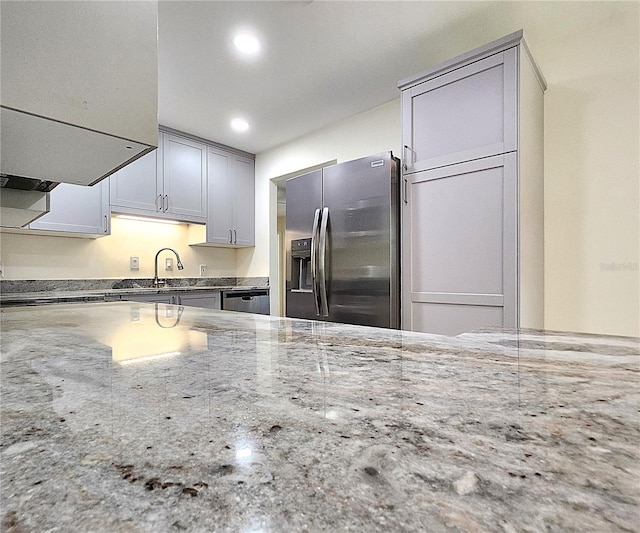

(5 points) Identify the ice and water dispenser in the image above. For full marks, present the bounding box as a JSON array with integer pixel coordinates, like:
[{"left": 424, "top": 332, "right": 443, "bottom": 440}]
[{"left": 290, "top": 238, "right": 313, "bottom": 292}]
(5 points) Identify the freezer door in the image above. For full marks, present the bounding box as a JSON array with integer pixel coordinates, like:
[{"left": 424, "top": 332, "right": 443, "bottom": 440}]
[
  {"left": 321, "top": 152, "right": 400, "bottom": 328},
  {"left": 285, "top": 170, "right": 322, "bottom": 320}
]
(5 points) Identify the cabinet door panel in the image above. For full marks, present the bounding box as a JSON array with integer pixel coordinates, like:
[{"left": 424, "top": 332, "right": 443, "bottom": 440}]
[
  {"left": 179, "top": 292, "right": 221, "bottom": 309},
  {"left": 412, "top": 303, "right": 504, "bottom": 337},
  {"left": 233, "top": 155, "right": 255, "bottom": 246},
  {"left": 127, "top": 294, "right": 175, "bottom": 304},
  {"left": 411, "top": 166, "right": 504, "bottom": 294},
  {"left": 206, "top": 148, "right": 234, "bottom": 244},
  {"left": 28, "top": 180, "right": 110, "bottom": 235},
  {"left": 109, "top": 149, "right": 160, "bottom": 214},
  {"left": 205, "top": 149, "right": 255, "bottom": 247},
  {"left": 403, "top": 48, "right": 516, "bottom": 173},
  {"left": 163, "top": 134, "right": 207, "bottom": 222},
  {"left": 402, "top": 154, "right": 517, "bottom": 335}
]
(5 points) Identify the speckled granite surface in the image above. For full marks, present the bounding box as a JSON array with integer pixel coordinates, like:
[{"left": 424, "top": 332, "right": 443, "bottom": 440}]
[
  {"left": 0, "top": 277, "right": 269, "bottom": 306},
  {"left": 1, "top": 302, "right": 638, "bottom": 532}
]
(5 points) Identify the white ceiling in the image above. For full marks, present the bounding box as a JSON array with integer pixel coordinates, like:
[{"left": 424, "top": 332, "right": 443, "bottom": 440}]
[{"left": 158, "top": 1, "right": 628, "bottom": 155}]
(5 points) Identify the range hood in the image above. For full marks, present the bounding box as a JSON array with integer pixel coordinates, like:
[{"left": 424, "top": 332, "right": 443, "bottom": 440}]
[
  {"left": 0, "top": 106, "right": 152, "bottom": 187},
  {"left": 0, "top": 1, "right": 159, "bottom": 229},
  {"left": 0, "top": 106, "right": 154, "bottom": 228}
]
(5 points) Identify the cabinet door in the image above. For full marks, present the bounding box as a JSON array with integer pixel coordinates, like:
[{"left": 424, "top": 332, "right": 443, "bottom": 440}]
[
  {"left": 206, "top": 147, "right": 234, "bottom": 244},
  {"left": 110, "top": 148, "right": 161, "bottom": 214},
  {"left": 402, "top": 154, "right": 517, "bottom": 335},
  {"left": 126, "top": 293, "right": 175, "bottom": 304},
  {"left": 402, "top": 48, "right": 516, "bottom": 173},
  {"left": 178, "top": 292, "right": 221, "bottom": 309},
  {"left": 162, "top": 133, "right": 207, "bottom": 222},
  {"left": 28, "top": 179, "right": 110, "bottom": 235},
  {"left": 233, "top": 155, "right": 255, "bottom": 246}
]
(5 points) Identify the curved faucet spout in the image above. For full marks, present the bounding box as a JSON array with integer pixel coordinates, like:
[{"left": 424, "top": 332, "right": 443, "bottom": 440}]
[{"left": 153, "top": 247, "right": 184, "bottom": 288}]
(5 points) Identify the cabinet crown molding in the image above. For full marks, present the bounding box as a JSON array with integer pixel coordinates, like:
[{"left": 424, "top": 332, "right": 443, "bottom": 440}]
[{"left": 398, "top": 29, "right": 546, "bottom": 92}]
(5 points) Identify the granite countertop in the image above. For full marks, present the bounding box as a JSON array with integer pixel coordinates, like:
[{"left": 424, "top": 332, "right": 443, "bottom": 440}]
[
  {"left": 0, "top": 286, "right": 232, "bottom": 305},
  {"left": 1, "top": 302, "right": 638, "bottom": 532},
  {"left": 0, "top": 279, "right": 269, "bottom": 306}
]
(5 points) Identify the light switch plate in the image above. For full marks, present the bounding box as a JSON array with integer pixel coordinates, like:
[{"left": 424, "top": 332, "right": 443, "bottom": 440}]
[
  {"left": 130, "top": 256, "right": 139, "bottom": 270},
  {"left": 200, "top": 264, "right": 207, "bottom": 276},
  {"left": 165, "top": 257, "right": 173, "bottom": 271}
]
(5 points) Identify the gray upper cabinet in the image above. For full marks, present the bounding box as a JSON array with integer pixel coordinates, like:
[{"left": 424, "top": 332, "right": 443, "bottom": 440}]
[
  {"left": 27, "top": 179, "right": 111, "bottom": 237},
  {"left": 162, "top": 134, "right": 207, "bottom": 222},
  {"left": 399, "top": 30, "right": 546, "bottom": 336},
  {"left": 232, "top": 155, "right": 256, "bottom": 247},
  {"left": 401, "top": 46, "right": 517, "bottom": 174},
  {"left": 203, "top": 147, "right": 255, "bottom": 247},
  {"left": 205, "top": 147, "right": 233, "bottom": 244},
  {"left": 110, "top": 127, "right": 255, "bottom": 245},
  {"left": 109, "top": 147, "right": 159, "bottom": 213},
  {"left": 110, "top": 131, "right": 207, "bottom": 223}
]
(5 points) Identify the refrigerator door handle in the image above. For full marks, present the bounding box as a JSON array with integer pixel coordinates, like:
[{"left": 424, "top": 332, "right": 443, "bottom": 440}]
[
  {"left": 318, "top": 206, "right": 330, "bottom": 317},
  {"left": 310, "top": 208, "right": 321, "bottom": 316}
]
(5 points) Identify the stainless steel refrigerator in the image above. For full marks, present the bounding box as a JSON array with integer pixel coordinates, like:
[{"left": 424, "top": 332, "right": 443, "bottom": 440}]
[{"left": 285, "top": 152, "right": 400, "bottom": 328}]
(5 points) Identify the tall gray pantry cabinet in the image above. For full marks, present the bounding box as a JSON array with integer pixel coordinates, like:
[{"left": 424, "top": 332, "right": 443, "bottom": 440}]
[{"left": 399, "top": 31, "right": 546, "bottom": 335}]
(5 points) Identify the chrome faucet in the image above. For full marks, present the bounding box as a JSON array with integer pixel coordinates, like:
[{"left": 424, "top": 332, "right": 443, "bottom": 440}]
[{"left": 153, "top": 247, "right": 184, "bottom": 288}]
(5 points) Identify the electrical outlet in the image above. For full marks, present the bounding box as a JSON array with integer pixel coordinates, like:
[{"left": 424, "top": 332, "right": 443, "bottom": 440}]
[
  {"left": 200, "top": 265, "right": 207, "bottom": 276},
  {"left": 0, "top": 262, "right": 4, "bottom": 278},
  {"left": 130, "top": 256, "right": 139, "bottom": 270},
  {"left": 165, "top": 257, "right": 173, "bottom": 271}
]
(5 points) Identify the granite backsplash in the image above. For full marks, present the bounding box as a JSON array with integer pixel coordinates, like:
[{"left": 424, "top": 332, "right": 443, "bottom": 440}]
[{"left": 0, "top": 277, "right": 269, "bottom": 294}]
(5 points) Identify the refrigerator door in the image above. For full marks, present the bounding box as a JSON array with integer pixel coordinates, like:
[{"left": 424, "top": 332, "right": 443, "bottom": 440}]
[
  {"left": 321, "top": 152, "right": 400, "bottom": 328},
  {"left": 285, "top": 169, "right": 323, "bottom": 320}
]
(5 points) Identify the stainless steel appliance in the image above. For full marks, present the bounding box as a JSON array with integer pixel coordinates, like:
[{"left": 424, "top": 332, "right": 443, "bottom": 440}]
[
  {"left": 221, "top": 288, "right": 270, "bottom": 315},
  {"left": 285, "top": 152, "right": 400, "bottom": 328}
]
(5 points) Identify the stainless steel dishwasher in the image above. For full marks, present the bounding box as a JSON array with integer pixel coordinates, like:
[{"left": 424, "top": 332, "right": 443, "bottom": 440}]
[{"left": 221, "top": 288, "right": 270, "bottom": 315}]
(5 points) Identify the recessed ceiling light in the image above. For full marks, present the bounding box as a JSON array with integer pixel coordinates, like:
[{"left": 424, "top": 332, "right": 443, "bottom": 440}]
[
  {"left": 231, "top": 118, "right": 250, "bottom": 133},
  {"left": 233, "top": 33, "right": 260, "bottom": 55}
]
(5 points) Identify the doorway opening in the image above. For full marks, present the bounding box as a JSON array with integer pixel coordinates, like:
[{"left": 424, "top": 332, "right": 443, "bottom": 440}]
[{"left": 269, "top": 160, "right": 336, "bottom": 316}]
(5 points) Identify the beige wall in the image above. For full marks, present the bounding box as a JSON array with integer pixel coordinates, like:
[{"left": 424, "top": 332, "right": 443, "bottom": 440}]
[
  {"left": 0, "top": 217, "right": 236, "bottom": 280},
  {"left": 539, "top": 11, "right": 639, "bottom": 337}
]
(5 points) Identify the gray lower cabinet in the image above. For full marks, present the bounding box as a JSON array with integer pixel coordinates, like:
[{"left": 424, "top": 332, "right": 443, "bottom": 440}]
[
  {"left": 125, "top": 291, "right": 220, "bottom": 309},
  {"left": 125, "top": 293, "right": 176, "bottom": 304},
  {"left": 110, "top": 131, "right": 207, "bottom": 223},
  {"left": 178, "top": 291, "right": 221, "bottom": 310},
  {"left": 399, "top": 30, "right": 545, "bottom": 335},
  {"left": 402, "top": 154, "right": 518, "bottom": 334},
  {"left": 27, "top": 180, "right": 110, "bottom": 236},
  {"left": 202, "top": 147, "right": 255, "bottom": 247}
]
